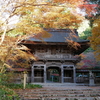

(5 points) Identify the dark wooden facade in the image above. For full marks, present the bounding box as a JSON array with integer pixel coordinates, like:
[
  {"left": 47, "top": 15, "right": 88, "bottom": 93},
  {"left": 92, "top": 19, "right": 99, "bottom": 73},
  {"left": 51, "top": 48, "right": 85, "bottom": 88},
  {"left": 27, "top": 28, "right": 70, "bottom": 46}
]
[
  {"left": 21, "top": 29, "right": 97, "bottom": 83},
  {"left": 5, "top": 29, "right": 93, "bottom": 85},
  {"left": 24, "top": 43, "right": 80, "bottom": 83},
  {"left": 10, "top": 29, "right": 100, "bottom": 84}
]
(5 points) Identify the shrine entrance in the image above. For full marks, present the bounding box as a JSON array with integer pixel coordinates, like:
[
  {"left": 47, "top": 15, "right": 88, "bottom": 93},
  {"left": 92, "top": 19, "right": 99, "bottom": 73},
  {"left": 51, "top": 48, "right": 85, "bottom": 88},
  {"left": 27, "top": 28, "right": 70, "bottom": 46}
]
[
  {"left": 31, "top": 64, "right": 76, "bottom": 83},
  {"left": 46, "top": 67, "right": 61, "bottom": 83}
]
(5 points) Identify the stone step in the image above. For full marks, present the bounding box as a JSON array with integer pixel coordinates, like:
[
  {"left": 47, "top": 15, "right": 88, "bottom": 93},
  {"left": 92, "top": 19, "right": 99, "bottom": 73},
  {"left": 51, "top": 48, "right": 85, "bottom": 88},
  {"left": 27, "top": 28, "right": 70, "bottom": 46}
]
[
  {"left": 23, "top": 97, "right": 99, "bottom": 100},
  {"left": 14, "top": 86, "right": 100, "bottom": 100},
  {"left": 32, "top": 83, "right": 79, "bottom": 86}
]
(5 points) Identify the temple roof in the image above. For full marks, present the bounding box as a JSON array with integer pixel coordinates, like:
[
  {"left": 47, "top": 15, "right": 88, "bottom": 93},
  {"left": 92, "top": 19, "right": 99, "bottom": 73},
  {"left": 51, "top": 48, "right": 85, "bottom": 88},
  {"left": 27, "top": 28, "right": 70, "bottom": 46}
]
[
  {"left": 28, "top": 29, "right": 89, "bottom": 43},
  {"left": 22, "top": 29, "right": 90, "bottom": 54}
]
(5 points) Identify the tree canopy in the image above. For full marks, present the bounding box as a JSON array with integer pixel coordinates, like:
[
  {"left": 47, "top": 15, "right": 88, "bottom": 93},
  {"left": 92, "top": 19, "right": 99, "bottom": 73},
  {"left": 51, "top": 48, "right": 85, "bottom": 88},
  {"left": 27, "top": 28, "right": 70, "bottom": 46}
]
[
  {"left": 79, "top": 0, "right": 100, "bottom": 61},
  {"left": 0, "top": 0, "right": 86, "bottom": 72},
  {"left": 0, "top": 0, "right": 99, "bottom": 71},
  {"left": 89, "top": 16, "right": 100, "bottom": 61}
]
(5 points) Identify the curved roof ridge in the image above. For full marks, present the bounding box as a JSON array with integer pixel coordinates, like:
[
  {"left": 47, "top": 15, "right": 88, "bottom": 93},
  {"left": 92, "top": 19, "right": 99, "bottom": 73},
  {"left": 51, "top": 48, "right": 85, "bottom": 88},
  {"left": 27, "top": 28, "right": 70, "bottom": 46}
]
[{"left": 29, "top": 28, "right": 89, "bottom": 43}]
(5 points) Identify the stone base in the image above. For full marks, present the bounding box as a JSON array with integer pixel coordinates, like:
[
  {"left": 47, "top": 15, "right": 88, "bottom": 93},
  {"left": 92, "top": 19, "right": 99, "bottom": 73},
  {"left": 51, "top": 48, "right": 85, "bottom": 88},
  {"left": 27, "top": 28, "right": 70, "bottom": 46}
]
[{"left": 89, "top": 78, "right": 95, "bottom": 86}]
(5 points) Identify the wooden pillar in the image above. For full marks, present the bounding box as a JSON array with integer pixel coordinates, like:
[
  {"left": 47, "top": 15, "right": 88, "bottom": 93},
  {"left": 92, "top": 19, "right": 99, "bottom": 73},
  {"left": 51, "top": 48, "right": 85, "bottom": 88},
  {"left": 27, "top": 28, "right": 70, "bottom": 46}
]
[
  {"left": 61, "top": 65, "right": 64, "bottom": 83},
  {"left": 73, "top": 67, "right": 76, "bottom": 83},
  {"left": 31, "top": 66, "right": 34, "bottom": 83},
  {"left": 44, "top": 65, "right": 46, "bottom": 83}
]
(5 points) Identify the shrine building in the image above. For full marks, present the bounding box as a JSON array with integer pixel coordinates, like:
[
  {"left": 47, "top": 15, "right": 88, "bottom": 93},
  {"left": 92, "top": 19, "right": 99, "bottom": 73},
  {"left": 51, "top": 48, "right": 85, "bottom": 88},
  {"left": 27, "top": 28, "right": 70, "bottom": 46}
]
[{"left": 21, "top": 28, "right": 92, "bottom": 83}]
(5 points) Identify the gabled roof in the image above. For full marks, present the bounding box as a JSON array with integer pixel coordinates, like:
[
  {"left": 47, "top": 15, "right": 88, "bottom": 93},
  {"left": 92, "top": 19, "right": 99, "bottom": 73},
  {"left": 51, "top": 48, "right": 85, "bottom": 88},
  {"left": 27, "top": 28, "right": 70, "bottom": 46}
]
[
  {"left": 22, "top": 29, "right": 90, "bottom": 54},
  {"left": 28, "top": 29, "right": 89, "bottom": 43}
]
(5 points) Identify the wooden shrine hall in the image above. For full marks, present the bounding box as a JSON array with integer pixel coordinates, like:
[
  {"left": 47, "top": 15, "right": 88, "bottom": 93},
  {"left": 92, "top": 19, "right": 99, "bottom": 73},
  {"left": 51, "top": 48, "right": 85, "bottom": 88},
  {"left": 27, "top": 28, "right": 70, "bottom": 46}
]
[{"left": 22, "top": 29, "right": 90, "bottom": 83}]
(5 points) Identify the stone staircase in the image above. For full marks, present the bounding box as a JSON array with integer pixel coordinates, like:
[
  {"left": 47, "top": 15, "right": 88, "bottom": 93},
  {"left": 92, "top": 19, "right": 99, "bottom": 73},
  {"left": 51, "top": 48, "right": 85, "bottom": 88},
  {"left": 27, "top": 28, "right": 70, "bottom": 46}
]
[
  {"left": 32, "top": 83, "right": 78, "bottom": 87},
  {"left": 14, "top": 85, "right": 100, "bottom": 100}
]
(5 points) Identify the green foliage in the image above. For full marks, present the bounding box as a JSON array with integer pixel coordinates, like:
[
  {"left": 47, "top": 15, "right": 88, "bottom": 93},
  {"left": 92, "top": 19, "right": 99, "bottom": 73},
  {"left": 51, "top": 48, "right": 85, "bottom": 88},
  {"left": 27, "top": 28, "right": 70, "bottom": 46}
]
[
  {"left": 6, "top": 30, "right": 25, "bottom": 37},
  {"left": 0, "top": 71, "right": 21, "bottom": 84},
  {"left": 0, "top": 71, "right": 42, "bottom": 99},
  {"left": 0, "top": 73, "right": 9, "bottom": 84},
  {"left": 0, "top": 82, "right": 42, "bottom": 100},
  {"left": 80, "top": 28, "right": 92, "bottom": 40},
  {"left": 83, "top": 47, "right": 94, "bottom": 53},
  {"left": 26, "top": 84, "right": 42, "bottom": 89},
  {"left": 4, "top": 83, "right": 42, "bottom": 89},
  {"left": 0, "top": 85, "right": 20, "bottom": 100},
  {"left": 0, "top": 72, "right": 20, "bottom": 100}
]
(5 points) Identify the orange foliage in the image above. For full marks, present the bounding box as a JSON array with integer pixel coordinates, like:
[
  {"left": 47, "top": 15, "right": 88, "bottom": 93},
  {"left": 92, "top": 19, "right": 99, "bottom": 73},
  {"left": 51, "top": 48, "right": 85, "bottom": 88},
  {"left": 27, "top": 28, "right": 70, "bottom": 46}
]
[
  {"left": 0, "top": 0, "right": 85, "bottom": 72},
  {"left": 0, "top": 0, "right": 85, "bottom": 41},
  {"left": 52, "top": 0, "right": 84, "bottom": 6},
  {"left": 89, "top": 16, "right": 100, "bottom": 61},
  {"left": 78, "top": 1, "right": 100, "bottom": 61},
  {"left": 0, "top": 35, "right": 35, "bottom": 73},
  {"left": 79, "top": 4, "right": 99, "bottom": 17},
  {"left": 67, "top": 40, "right": 80, "bottom": 49}
]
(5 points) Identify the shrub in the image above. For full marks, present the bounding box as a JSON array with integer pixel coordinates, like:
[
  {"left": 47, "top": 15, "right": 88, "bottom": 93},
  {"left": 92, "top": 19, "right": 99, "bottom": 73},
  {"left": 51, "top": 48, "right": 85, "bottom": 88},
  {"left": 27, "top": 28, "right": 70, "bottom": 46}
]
[
  {"left": 0, "top": 85, "right": 20, "bottom": 100},
  {"left": 4, "top": 83, "right": 42, "bottom": 89}
]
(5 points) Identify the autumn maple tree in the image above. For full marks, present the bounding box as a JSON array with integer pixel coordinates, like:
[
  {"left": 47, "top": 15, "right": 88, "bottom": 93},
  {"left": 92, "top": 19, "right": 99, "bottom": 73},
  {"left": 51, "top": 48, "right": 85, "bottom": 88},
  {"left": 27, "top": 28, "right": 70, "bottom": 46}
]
[
  {"left": 0, "top": 0, "right": 86, "bottom": 74},
  {"left": 79, "top": 0, "right": 100, "bottom": 61},
  {"left": 89, "top": 0, "right": 100, "bottom": 61},
  {"left": 88, "top": 0, "right": 100, "bottom": 61},
  {"left": 89, "top": 17, "right": 100, "bottom": 61}
]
